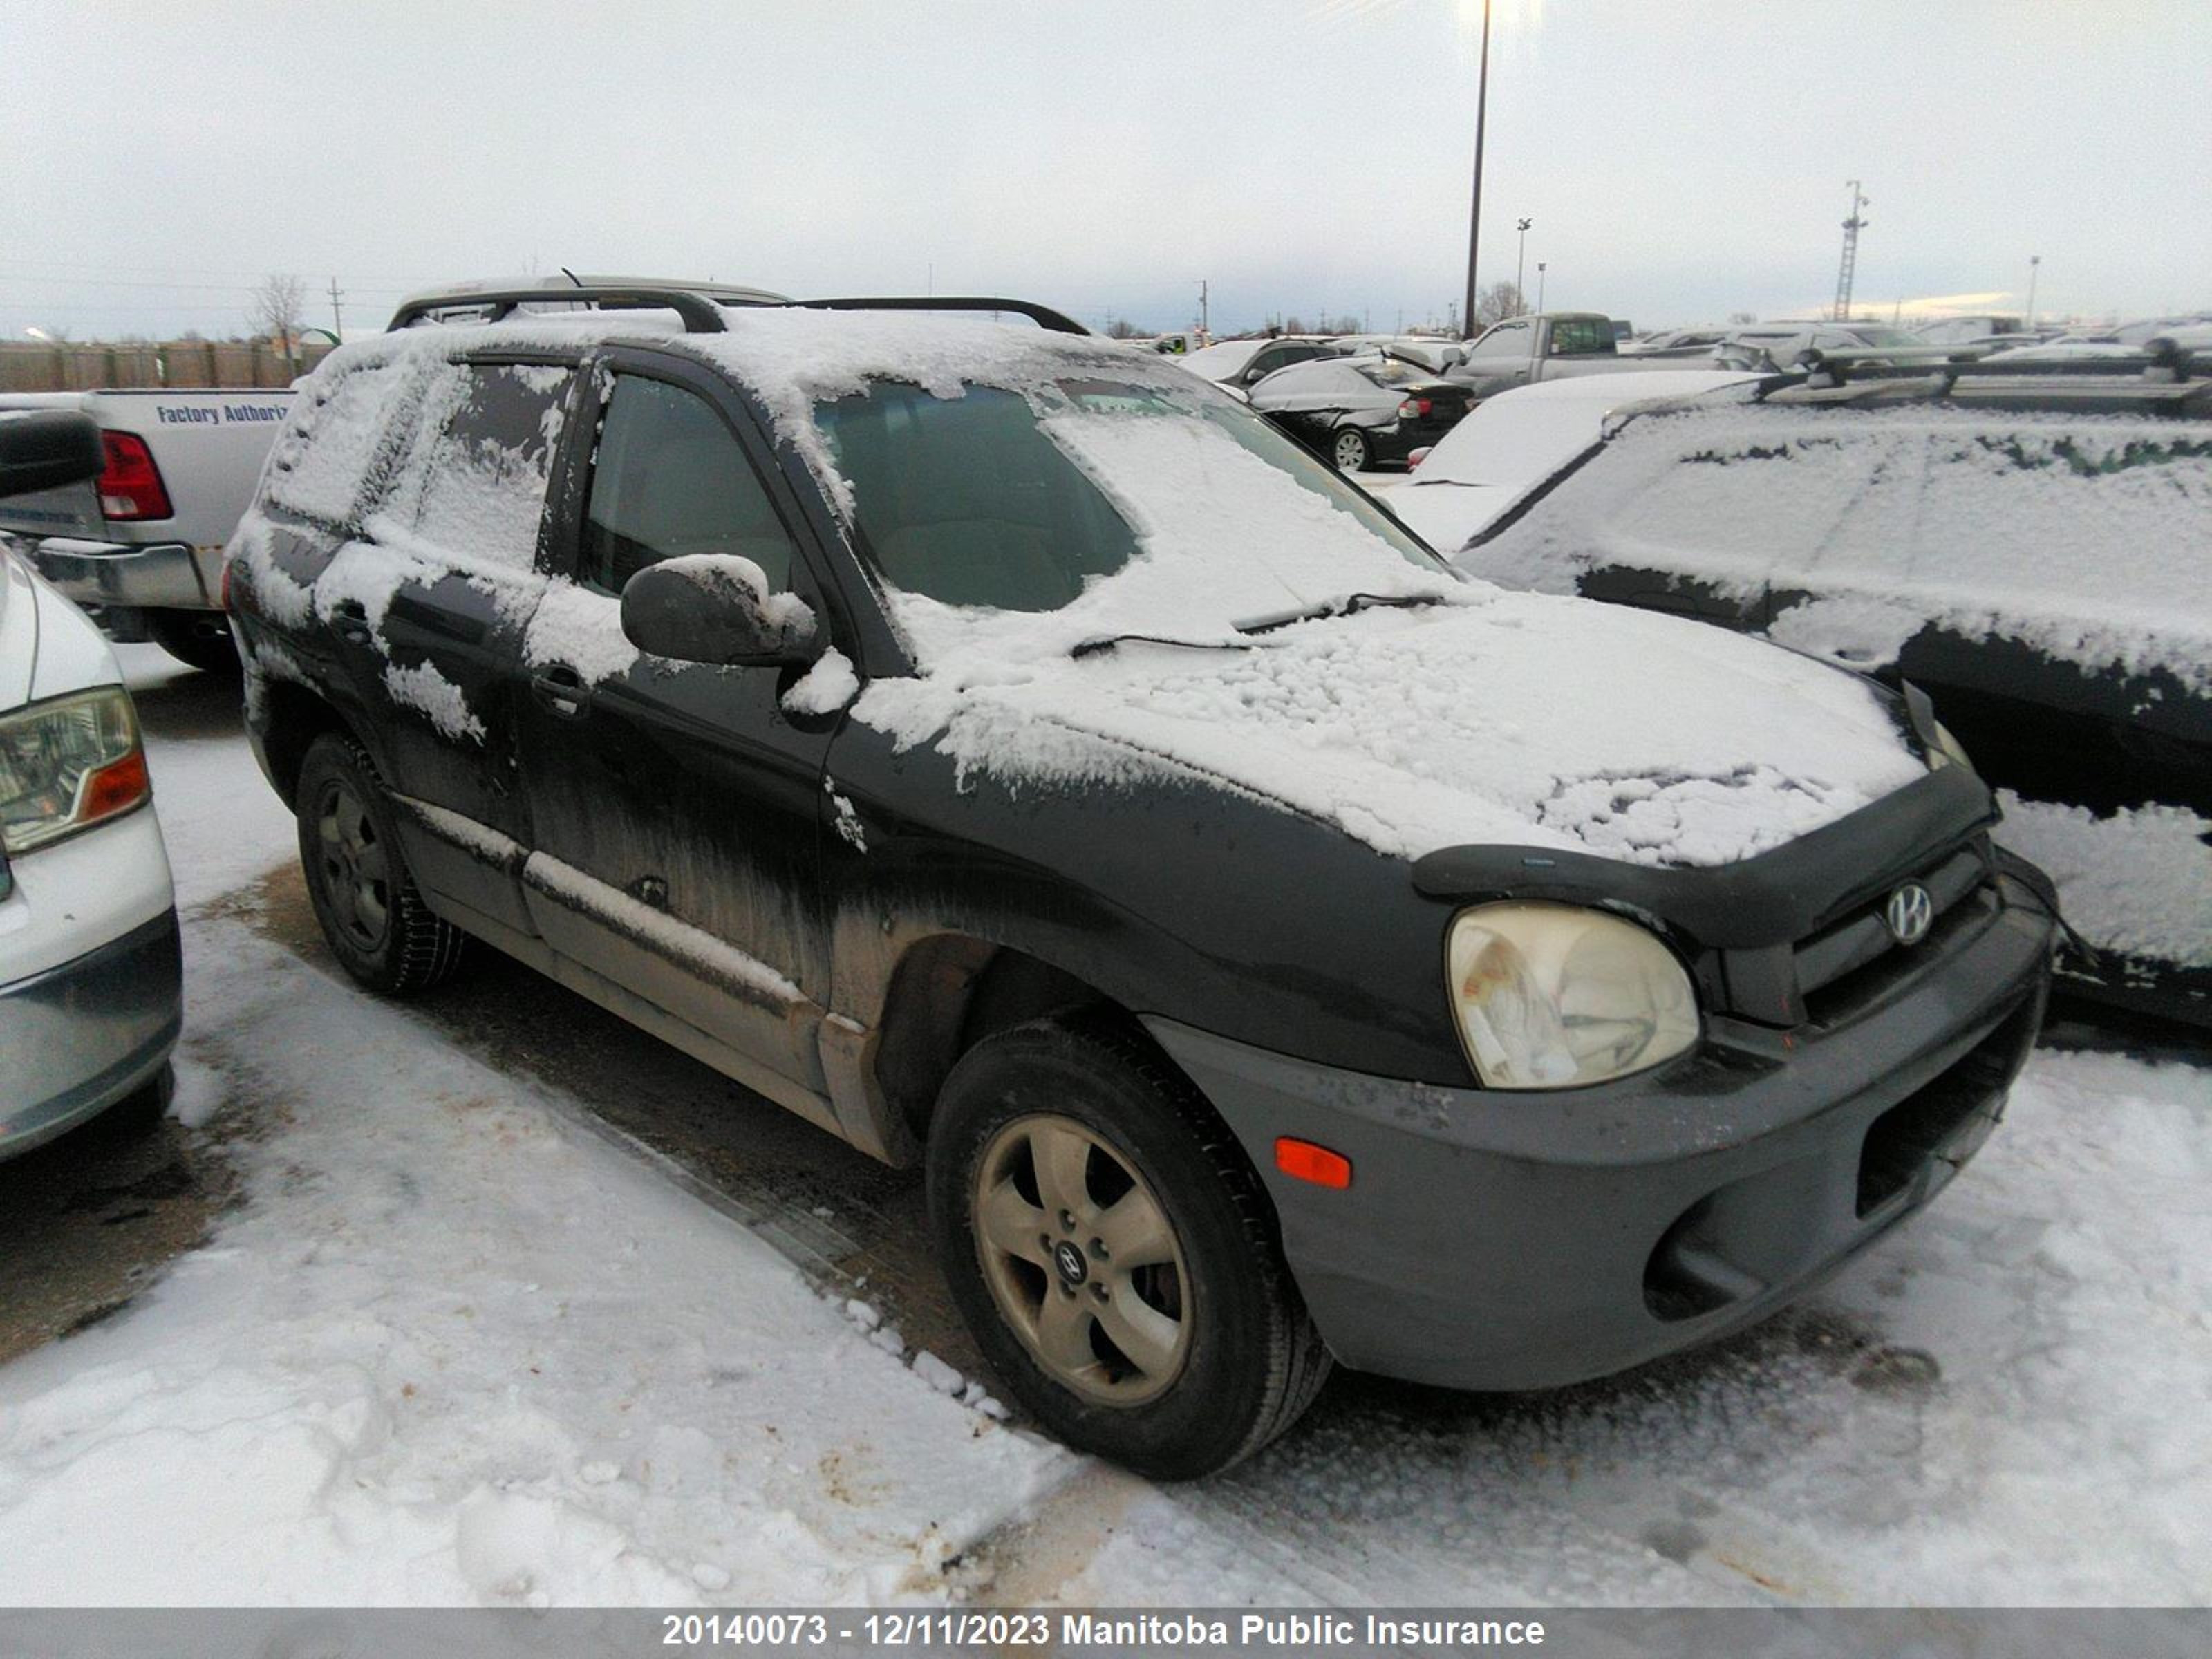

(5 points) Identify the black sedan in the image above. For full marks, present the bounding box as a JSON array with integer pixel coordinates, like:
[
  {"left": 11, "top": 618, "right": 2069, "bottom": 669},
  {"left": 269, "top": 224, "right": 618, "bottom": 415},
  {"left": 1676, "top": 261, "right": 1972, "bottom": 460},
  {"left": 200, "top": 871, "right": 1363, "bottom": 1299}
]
[{"left": 1246, "top": 353, "right": 1474, "bottom": 471}]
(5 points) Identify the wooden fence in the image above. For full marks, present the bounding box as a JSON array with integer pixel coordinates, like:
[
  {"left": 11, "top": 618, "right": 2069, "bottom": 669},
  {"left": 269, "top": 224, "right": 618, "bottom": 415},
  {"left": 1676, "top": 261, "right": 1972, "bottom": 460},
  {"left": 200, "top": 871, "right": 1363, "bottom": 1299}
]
[{"left": 0, "top": 338, "right": 338, "bottom": 393}]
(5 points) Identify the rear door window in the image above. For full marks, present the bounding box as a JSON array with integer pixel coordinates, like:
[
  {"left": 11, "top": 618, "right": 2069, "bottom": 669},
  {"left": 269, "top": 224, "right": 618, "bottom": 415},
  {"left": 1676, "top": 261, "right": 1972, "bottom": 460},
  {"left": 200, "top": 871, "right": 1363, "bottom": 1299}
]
[
  {"left": 397, "top": 362, "right": 574, "bottom": 570},
  {"left": 1548, "top": 318, "right": 1614, "bottom": 355},
  {"left": 577, "top": 375, "right": 800, "bottom": 598}
]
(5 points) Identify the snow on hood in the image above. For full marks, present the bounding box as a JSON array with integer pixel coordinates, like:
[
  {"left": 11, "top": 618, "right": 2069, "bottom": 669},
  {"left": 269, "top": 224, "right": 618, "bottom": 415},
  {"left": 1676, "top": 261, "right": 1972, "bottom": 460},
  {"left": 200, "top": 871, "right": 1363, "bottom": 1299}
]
[{"left": 861, "top": 591, "right": 1927, "bottom": 871}]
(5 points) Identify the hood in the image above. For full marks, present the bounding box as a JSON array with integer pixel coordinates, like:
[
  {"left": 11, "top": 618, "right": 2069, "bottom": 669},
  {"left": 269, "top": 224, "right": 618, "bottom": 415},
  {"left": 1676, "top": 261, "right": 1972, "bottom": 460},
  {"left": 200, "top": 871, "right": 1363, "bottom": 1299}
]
[
  {"left": 0, "top": 544, "right": 122, "bottom": 711},
  {"left": 856, "top": 587, "right": 1932, "bottom": 872}
]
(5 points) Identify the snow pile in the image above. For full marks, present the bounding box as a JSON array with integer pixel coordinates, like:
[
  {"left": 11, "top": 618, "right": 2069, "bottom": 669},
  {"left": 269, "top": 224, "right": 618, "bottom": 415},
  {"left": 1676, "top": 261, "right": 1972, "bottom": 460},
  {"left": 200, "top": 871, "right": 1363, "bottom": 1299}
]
[
  {"left": 1460, "top": 406, "right": 2212, "bottom": 687},
  {"left": 0, "top": 908, "right": 1071, "bottom": 1605},
  {"left": 1995, "top": 790, "right": 2212, "bottom": 966}
]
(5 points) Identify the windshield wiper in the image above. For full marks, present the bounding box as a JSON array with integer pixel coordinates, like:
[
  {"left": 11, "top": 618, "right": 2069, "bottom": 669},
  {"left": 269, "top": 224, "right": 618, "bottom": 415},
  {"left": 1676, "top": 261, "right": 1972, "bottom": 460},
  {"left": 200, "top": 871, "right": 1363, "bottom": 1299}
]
[
  {"left": 1069, "top": 632, "right": 1253, "bottom": 661},
  {"left": 1233, "top": 592, "right": 1447, "bottom": 636}
]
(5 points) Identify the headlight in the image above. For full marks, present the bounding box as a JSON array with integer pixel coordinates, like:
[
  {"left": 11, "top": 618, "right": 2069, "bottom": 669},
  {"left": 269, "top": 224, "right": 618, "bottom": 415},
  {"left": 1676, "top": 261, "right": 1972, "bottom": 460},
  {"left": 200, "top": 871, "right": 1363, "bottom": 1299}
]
[
  {"left": 1926, "top": 721, "right": 1973, "bottom": 773},
  {"left": 0, "top": 686, "right": 151, "bottom": 855},
  {"left": 1447, "top": 902, "right": 1700, "bottom": 1089}
]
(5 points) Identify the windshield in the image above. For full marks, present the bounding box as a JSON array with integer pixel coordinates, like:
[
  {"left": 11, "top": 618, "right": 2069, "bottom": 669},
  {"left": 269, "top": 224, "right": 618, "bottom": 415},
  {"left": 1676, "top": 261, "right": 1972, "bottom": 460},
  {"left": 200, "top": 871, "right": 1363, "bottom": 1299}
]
[{"left": 810, "top": 375, "right": 1452, "bottom": 654}]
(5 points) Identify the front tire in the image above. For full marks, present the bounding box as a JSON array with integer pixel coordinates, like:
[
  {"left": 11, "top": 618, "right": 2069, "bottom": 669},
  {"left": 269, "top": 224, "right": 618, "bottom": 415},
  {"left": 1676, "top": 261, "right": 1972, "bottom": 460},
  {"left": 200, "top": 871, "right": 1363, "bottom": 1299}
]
[
  {"left": 1329, "top": 427, "right": 1373, "bottom": 471},
  {"left": 928, "top": 1013, "right": 1331, "bottom": 1479},
  {"left": 296, "top": 734, "right": 465, "bottom": 996}
]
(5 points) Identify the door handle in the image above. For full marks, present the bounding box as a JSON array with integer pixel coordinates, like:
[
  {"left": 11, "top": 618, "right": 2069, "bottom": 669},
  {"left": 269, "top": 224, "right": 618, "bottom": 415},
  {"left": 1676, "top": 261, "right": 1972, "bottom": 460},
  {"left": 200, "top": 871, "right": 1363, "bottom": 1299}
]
[{"left": 531, "top": 666, "right": 592, "bottom": 721}]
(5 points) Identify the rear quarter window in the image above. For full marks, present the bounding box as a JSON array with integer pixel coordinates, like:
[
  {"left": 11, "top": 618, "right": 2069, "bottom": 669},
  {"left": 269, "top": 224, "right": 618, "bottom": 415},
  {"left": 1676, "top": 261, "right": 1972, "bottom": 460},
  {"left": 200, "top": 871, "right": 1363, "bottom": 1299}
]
[{"left": 264, "top": 362, "right": 418, "bottom": 527}]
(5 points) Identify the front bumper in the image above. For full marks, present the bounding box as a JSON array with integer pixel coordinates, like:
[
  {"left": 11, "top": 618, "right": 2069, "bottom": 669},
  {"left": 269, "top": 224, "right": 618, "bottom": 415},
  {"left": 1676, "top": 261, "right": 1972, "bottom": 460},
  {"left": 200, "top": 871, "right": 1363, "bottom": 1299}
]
[
  {"left": 1145, "top": 871, "right": 2055, "bottom": 1392},
  {"left": 0, "top": 909, "right": 182, "bottom": 1161},
  {"left": 19, "top": 536, "right": 225, "bottom": 613}
]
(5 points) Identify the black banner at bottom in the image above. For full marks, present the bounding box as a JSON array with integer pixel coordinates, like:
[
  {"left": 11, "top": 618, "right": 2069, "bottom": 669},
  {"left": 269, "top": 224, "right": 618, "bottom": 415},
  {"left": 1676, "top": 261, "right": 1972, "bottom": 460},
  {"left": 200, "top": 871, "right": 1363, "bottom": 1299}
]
[{"left": 0, "top": 1607, "right": 2201, "bottom": 1659}]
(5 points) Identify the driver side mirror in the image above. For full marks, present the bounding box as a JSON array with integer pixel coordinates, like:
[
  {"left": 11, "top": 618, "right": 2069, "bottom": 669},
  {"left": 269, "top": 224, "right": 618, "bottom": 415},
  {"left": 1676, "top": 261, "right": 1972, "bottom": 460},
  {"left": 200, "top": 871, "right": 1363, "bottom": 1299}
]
[
  {"left": 620, "top": 554, "right": 818, "bottom": 667},
  {"left": 0, "top": 410, "right": 104, "bottom": 500}
]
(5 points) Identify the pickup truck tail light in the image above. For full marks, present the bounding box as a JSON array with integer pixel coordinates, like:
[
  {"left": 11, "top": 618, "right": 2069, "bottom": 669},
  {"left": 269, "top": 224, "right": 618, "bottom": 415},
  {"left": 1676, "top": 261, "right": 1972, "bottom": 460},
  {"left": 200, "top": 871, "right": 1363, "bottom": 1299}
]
[
  {"left": 0, "top": 686, "right": 152, "bottom": 854},
  {"left": 97, "top": 431, "right": 173, "bottom": 521},
  {"left": 1397, "top": 397, "right": 1434, "bottom": 419}
]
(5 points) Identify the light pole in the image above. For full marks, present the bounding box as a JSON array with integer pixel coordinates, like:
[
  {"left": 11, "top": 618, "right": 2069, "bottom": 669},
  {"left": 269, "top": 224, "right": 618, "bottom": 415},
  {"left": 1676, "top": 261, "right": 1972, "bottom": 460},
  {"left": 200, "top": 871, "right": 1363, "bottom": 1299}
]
[
  {"left": 1536, "top": 262, "right": 1547, "bottom": 312},
  {"left": 1461, "top": 0, "right": 1492, "bottom": 339},
  {"left": 2025, "top": 254, "right": 2041, "bottom": 329},
  {"left": 1515, "top": 218, "right": 1533, "bottom": 312}
]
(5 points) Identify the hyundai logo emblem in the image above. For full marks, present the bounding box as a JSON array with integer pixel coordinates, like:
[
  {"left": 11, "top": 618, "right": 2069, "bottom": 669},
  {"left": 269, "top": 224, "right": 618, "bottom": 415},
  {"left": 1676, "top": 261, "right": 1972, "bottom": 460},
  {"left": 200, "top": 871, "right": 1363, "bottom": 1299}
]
[{"left": 1885, "top": 883, "right": 1935, "bottom": 946}]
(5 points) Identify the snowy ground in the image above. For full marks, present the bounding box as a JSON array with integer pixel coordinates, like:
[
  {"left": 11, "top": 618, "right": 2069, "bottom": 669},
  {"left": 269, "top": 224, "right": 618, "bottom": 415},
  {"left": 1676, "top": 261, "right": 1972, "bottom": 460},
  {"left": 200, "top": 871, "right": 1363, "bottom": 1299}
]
[{"left": 0, "top": 646, "right": 2205, "bottom": 1608}]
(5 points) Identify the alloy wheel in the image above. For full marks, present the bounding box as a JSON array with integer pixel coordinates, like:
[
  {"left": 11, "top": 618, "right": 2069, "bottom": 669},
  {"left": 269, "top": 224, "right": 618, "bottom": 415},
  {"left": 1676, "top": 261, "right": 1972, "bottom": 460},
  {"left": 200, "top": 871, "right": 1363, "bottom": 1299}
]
[
  {"left": 315, "top": 778, "right": 391, "bottom": 952},
  {"left": 973, "top": 1113, "right": 1192, "bottom": 1405}
]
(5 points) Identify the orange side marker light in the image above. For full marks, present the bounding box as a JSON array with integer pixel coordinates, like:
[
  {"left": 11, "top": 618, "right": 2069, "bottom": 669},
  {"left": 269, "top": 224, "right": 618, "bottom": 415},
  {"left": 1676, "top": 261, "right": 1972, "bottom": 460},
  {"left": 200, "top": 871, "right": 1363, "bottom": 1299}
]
[{"left": 1275, "top": 1136, "right": 1352, "bottom": 1189}]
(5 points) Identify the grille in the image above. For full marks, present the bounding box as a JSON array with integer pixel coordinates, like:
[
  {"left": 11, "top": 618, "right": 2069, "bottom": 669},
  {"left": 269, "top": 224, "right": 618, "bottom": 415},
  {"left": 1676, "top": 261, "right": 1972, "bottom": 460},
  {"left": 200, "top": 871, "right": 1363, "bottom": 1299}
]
[{"left": 1715, "top": 841, "right": 1996, "bottom": 1027}]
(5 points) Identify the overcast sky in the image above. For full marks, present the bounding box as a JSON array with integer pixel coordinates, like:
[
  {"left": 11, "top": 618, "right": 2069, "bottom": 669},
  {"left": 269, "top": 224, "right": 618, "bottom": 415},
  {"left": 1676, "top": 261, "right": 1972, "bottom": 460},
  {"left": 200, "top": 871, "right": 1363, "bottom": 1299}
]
[{"left": 4, "top": 0, "right": 2206, "bottom": 340}]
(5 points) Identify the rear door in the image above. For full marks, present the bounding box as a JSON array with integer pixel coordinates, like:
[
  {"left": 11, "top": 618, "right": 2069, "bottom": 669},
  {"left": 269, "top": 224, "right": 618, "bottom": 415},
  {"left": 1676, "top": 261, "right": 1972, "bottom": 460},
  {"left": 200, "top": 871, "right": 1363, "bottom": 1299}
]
[
  {"left": 512, "top": 346, "right": 848, "bottom": 1103},
  {"left": 319, "top": 353, "right": 578, "bottom": 935}
]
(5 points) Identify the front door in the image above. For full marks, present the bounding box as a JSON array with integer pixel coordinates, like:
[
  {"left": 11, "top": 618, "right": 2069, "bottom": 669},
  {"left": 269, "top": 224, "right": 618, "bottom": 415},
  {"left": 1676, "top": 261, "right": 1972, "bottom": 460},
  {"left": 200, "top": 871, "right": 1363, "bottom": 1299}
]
[{"left": 512, "top": 349, "right": 847, "bottom": 1100}]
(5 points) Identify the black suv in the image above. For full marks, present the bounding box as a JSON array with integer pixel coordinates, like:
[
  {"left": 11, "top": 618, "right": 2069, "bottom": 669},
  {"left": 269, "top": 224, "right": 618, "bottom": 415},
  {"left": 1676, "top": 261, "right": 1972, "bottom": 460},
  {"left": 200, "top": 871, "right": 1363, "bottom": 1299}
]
[{"left": 227, "top": 286, "right": 2057, "bottom": 1477}]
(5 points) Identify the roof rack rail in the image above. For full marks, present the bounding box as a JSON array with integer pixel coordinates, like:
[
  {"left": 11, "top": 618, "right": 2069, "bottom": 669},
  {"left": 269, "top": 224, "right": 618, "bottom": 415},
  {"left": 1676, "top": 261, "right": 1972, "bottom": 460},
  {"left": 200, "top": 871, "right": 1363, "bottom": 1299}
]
[
  {"left": 386, "top": 285, "right": 740, "bottom": 333},
  {"left": 1794, "top": 340, "right": 2206, "bottom": 388},
  {"left": 782, "top": 295, "right": 1091, "bottom": 336}
]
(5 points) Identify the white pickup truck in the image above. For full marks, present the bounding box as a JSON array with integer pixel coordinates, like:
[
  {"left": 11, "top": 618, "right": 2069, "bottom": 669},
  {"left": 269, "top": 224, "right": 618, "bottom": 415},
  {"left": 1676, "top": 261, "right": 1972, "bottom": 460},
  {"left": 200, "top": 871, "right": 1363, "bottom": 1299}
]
[{"left": 0, "top": 386, "right": 294, "bottom": 673}]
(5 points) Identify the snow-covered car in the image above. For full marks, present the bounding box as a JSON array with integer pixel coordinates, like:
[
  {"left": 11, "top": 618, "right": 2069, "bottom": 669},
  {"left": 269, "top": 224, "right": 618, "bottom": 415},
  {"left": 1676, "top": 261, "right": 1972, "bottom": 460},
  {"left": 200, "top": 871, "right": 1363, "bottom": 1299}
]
[
  {"left": 1712, "top": 321, "right": 1921, "bottom": 371},
  {"left": 1246, "top": 353, "right": 1475, "bottom": 470},
  {"left": 1618, "top": 326, "right": 1730, "bottom": 358},
  {"left": 1986, "top": 318, "right": 2212, "bottom": 364},
  {"left": 1388, "top": 370, "right": 1765, "bottom": 554},
  {"left": 225, "top": 285, "right": 2057, "bottom": 1477},
  {"left": 1460, "top": 350, "right": 2211, "bottom": 1024},
  {"left": 1168, "top": 335, "right": 1346, "bottom": 397},
  {"left": 0, "top": 411, "right": 182, "bottom": 1159}
]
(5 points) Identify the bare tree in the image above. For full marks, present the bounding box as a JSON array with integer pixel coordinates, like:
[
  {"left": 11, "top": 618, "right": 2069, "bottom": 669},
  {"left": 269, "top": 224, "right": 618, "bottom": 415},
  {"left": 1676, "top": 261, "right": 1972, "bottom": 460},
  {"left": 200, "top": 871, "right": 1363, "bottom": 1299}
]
[
  {"left": 1105, "top": 317, "right": 1144, "bottom": 340},
  {"left": 1472, "top": 281, "right": 1528, "bottom": 327},
  {"left": 1728, "top": 310, "right": 1758, "bottom": 324},
  {"left": 250, "top": 273, "right": 308, "bottom": 366}
]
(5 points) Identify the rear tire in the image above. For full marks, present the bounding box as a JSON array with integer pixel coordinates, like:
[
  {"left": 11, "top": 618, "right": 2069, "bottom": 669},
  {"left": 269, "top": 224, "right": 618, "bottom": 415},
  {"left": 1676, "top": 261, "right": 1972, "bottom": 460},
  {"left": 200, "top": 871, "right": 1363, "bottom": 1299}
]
[
  {"left": 1329, "top": 427, "right": 1373, "bottom": 472},
  {"left": 146, "top": 609, "right": 241, "bottom": 677},
  {"left": 296, "top": 733, "right": 465, "bottom": 996},
  {"left": 927, "top": 1011, "right": 1331, "bottom": 1479}
]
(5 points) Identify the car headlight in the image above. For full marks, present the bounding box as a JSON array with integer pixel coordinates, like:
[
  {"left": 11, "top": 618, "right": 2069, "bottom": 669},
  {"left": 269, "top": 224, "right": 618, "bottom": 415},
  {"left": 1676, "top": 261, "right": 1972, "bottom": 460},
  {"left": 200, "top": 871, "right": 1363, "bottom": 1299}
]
[
  {"left": 1447, "top": 902, "right": 1700, "bottom": 1089},
  {"left": 1926, "top": 721, "right": 1973, "bottom": 773},
  {"left": 0, "top": 686, "right": 151, "bottom": 855}
]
